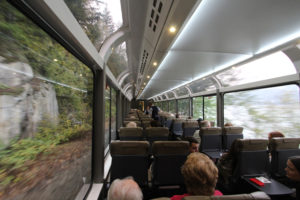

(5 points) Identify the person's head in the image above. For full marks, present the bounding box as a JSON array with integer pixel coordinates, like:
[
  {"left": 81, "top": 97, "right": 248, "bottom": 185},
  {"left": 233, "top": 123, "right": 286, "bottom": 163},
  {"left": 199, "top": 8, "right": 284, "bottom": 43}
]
[
  {"left": 181, "top": 152, "right": 218, "bottom": 195},
  {"left": 150, "top": 120, "right": 161, "bottom": 127},
  {"left": 285, "top": 156, "right": 300, "bottom": 182},
  {"left": 126, "top": 121, "right": 137, "bottom": 128},
  {"left": 268, "top": 131, "right": 284, "bottom": 140},
  {"left": 188, "top": 116, "right": 192, "bottom": 119},
  {"left": 185, "top": 137, "right": 200, "bottom": 153},
  {"left": 201, "top": 120, "right": 211, "bottom": 128},
  {"left": 224, "top": 122, "right": 233, "bottom": 127},
  {"left": 175, "top": 113, "right": 180, "bottom": 118},
  {"left": 107, "top": 177, "right": 143, "bottom": 200},
  {"left": 149, "top": 103, "right": 153, "bottom": 107}
]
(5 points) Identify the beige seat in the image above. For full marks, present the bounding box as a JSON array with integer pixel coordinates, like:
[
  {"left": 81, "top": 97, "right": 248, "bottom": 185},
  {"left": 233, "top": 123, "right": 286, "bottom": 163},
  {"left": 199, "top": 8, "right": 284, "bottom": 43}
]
[
  {"left": 123, "top": 121, "right": 142, "bottom": 127},
  {"left": 110, "top": 141, "right": 150, "bottom": 186},
  {"left": 182, "top": 191, "right": 270, "bottom": 200},
  {"left": 222, "top": 126, "right": 244, "bottom": 150},
  {"left": 269, "top": 137, "right": 300, "bottom": 177},
  {"left": 151, "top": 141, "right": 189, "bottom": 186},
  {"left": 199, "top": 127, "right": 222, "bottom": 152},
  {"left": 182, "top": 120, "right": 199, "bottom": 137},
  {"left": 119, "top": 127, "right": 143, "bottom": 140},
  {"left": 145, "top": 127, "right": 169, "bottom": 143}
]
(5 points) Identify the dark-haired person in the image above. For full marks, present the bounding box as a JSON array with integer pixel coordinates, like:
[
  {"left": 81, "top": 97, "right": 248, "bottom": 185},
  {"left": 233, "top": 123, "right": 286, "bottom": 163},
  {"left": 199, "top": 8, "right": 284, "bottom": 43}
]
[
  {"left": 285, "top": 156, "right": 300, "bottom": 200},
  {"left": 184, "top": 136, "right": 200, "bottom": 153},
  {"left": 171, "top": 152, "right": 222, "bottom": 200}
]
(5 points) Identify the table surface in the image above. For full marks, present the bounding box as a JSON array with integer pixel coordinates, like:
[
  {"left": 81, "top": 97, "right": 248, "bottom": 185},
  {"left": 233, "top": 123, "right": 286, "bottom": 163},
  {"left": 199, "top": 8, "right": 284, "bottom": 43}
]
[{"left": 242, "top": 176, "right": 293, "bottom": 195}]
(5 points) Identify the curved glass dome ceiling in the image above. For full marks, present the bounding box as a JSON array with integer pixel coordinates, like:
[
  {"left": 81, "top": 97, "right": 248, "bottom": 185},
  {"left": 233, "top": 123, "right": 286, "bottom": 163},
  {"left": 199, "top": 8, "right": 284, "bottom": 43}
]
[{"left": 139, "top": 0, "right": 300, "bottom": 100}]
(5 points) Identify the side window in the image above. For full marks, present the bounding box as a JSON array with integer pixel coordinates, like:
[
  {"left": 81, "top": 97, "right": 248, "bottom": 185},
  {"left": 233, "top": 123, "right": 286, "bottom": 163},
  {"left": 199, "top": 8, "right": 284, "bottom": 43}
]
[
  {"left": 178, "top": 98, "right": 190, "bottom": 117},
  {"left": 169, "top": 100, "right": 176, "bottom": 114},
  {"left": 111, "top": 88, "right": 117, "bottom": 141},
  {"left": 193, "top": 97, "right": 203, "bottom": 119},
  {"left": 224, "top": 85, "right": 300, "bottom": 138},
  {"left": 204, "top": 96, "right": 217, "bottom": 124},
  {"left": 0, "top": 1, "right": 92, "bottom": 199}
]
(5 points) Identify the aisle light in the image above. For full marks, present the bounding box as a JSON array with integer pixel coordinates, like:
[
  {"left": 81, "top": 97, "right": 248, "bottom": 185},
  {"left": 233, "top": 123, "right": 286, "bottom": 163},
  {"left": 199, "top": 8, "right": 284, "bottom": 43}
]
[{"left": 169, "top": 26, "right": 176, "bottom": 33}]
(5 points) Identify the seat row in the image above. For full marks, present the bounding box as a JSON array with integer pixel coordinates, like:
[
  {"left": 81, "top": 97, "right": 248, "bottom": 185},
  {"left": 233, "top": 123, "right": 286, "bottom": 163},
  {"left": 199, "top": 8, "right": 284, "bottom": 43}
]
[{"left": 110, "top": 140, "right": 189, "bottom": 187}]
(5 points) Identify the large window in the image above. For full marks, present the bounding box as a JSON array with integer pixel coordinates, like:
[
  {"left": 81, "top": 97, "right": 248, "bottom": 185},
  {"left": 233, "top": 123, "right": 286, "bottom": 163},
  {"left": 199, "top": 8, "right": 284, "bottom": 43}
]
[
  {"left": 161, "top": 101, "right": 168, "bottom": 112},
  {"left": 178, "top": 98, "right": 190, "bottom": 117},
  {"left": 224, "top": 85, "right": 300, "bottom": 139},
  {"left": 204, "top": 96, "right": 217, "bottom": 123},
  {"left": 65, "top": 0, "right": 123, "bottom": 50},
  {"left": 193, "top": 97, "right": 203, "bottom": 119},
  {"left": 0, "top": 1, "right": 92, "bottom": 199},
  {"left": 169, "top": 100, "right": 176, "bottom": 114}
]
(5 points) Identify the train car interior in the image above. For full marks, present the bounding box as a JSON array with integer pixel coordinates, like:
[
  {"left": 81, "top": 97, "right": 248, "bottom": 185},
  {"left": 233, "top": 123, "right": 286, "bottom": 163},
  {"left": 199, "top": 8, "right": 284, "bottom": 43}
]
[{"left": 1, "top": 0, "right": 300, "bottom": 199}]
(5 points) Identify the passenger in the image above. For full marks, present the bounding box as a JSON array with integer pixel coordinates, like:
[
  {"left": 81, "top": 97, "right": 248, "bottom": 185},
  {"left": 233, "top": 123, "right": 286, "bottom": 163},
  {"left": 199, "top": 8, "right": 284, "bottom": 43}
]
[
  {"left": 107, "top": 177, "right": 143, "bottom": 200},
  {"left": 285, "top": 156, "right": 300, "bottom": 200},
  {"left": 216, "top": 139, "right": 239, "bottom": 193},
  {"left": 201, "top": 120, "right": 211, "bottom": 128},
  {"left": 149, "top": 103, "right": 160, "bottom": 120},
  {"left": 268, "top": 131, "right": 285, "bottom": 140},
  {"left": 224, "top": 122, "right": 233, "bottom": 127},
  {"left": 184, "top": 136, "right": 200, "bottom": 153},
  {"left": 126, "top": 121, "right": 137, "bottom": 128},
  {"left": 144, "top": 105, "right": 150, "bottom": 115},
  {"left": 171, "top": 152, "right": 222, "bottom": 200},
  {"left": 150, "top": 120, "right": 161, "bottom": 127},
  {"left": 175, "top": 113, "right": 180, "bottom": 118},
  {"left": 187, "top": 116, "right": 192, "bottom": 119}
]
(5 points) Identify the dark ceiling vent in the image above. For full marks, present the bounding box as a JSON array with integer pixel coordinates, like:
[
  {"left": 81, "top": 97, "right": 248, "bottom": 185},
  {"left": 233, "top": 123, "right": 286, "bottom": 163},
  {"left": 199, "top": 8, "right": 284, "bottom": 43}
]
[
  {"left": 140, "top": 50, "right": 149, "bottom": 74},
  {"left": 148, "top": 0, "right": 163, "bottom": 32}
]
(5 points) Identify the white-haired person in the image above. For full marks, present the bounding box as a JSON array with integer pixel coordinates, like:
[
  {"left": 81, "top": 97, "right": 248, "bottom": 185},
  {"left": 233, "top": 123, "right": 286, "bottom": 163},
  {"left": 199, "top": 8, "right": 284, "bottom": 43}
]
[{"left": 107, "top": 177, "right": 143, "bottom": 200}]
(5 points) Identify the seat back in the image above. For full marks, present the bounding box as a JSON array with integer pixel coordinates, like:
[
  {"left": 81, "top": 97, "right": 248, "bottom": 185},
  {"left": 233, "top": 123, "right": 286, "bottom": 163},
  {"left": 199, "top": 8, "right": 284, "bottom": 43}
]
[
  {"left": 123, "top": 121, "right": 142, "bottom": 127},
  {"left": 145, "top": 127, "right": 169, "bottom": 144},
  {"left": 182, "top": 191, "right": 270, "bottom": 200},
  {"left": 222, "top": 126, "right": 244, "bottom": 150},
  {"left": 165, "top": 117, "right": 174, "bottom": 129},
  {"left": 269, "top": 137, "right": 300, "bottom": 177},
  {"left": 199, "top": 127, "right": 222, "bottom": 152},
  {"left": 152, "top": 141, "right": 189, "bottom": 186},
  {"left": 182, "top": 120, "right": 199, "bottom": 137},
  {"left": 171, "top": 119, "right": 184, "bottom": 136},
  {"left": 110, "top": 141, "right": 150, "bottom": 186},
  {"left": 233, "top": 139, "right": 269, "bottom": 178},
  {"left": 119, "top": 127, "right": 143, "bottom": 140}
]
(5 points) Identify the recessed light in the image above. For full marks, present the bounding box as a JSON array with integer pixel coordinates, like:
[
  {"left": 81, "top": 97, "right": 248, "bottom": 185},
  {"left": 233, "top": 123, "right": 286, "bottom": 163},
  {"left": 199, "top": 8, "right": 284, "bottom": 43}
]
[
  {"left": 147, "top": 75, "right": 150, "bottom": 79},
  {"left": 144, "top": 82, "right": 146, "bottom": 85},
  {"left": 153, "top": 62, "right": 157, "bottom": 66},
  {"left": 169, "top": 26, "right": 176, "bottom": 33}
]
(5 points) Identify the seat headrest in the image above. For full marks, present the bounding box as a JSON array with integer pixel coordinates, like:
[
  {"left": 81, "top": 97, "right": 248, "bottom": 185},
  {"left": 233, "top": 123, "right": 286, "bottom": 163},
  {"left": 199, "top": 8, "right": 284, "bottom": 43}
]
[
  {"left": 172, "top": 118, "right": 185, "bottom": 123},
  {"left": 152, "top": 141, "right": 189, "bottom": 155},
  {"left": 183, "top": 191, "right": 270, "bottom": 200},
  {"left": 145, "top": 127, "right": 169, "bottom": 137},
  {"left": 110, "top": 141, "right": 150, "bottom": 155},
  {"left": 182, "top": 121, "right": 199, "bottom": 128},
  {"left": 269, "top": 137, "right": 300, "bottom": 151},
  {"left": 119, "top": 127, "right": 143, "bottom": 136},
  {"left": 223, "top": 126, "right": 243, "bottom": 134},
  {"left": 236, "top": 139, "right": 268, "bottom": 151},
  {"left": 200, "top": 127, "right": 222, "bottom": 135}
]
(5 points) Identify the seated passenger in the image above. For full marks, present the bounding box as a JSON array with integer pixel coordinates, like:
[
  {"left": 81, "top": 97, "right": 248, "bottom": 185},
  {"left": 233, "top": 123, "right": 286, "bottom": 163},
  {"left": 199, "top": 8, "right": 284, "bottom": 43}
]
[
  {"left": 175, "top": 113, "right": 180, "bottom": 118},
  {"left": 170, "top": 152, "right": 222, "bottom": 200},
  {"left": 184, "top": 136, "right": 200, "bottom": 153},
  {"left": 201, "top": 120, "right": 211, "bottom": 128},
  {"left": 224, "top": 122, "right": 233, "bottom": 127},
  {"left": 107, "top": 177, "right": 143, "bottom": 200},
  {"left": 126, "top": 121, "right": 137, "bottom": 128},
  {"left": 150, "top": 120, "right": 161, "bottom": 127},
  {"left": 285, "top": 156, "right": 300, "bottom": 200},
  {"left": 268, "top": 131, "right": 285, "bottom": 140}
]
